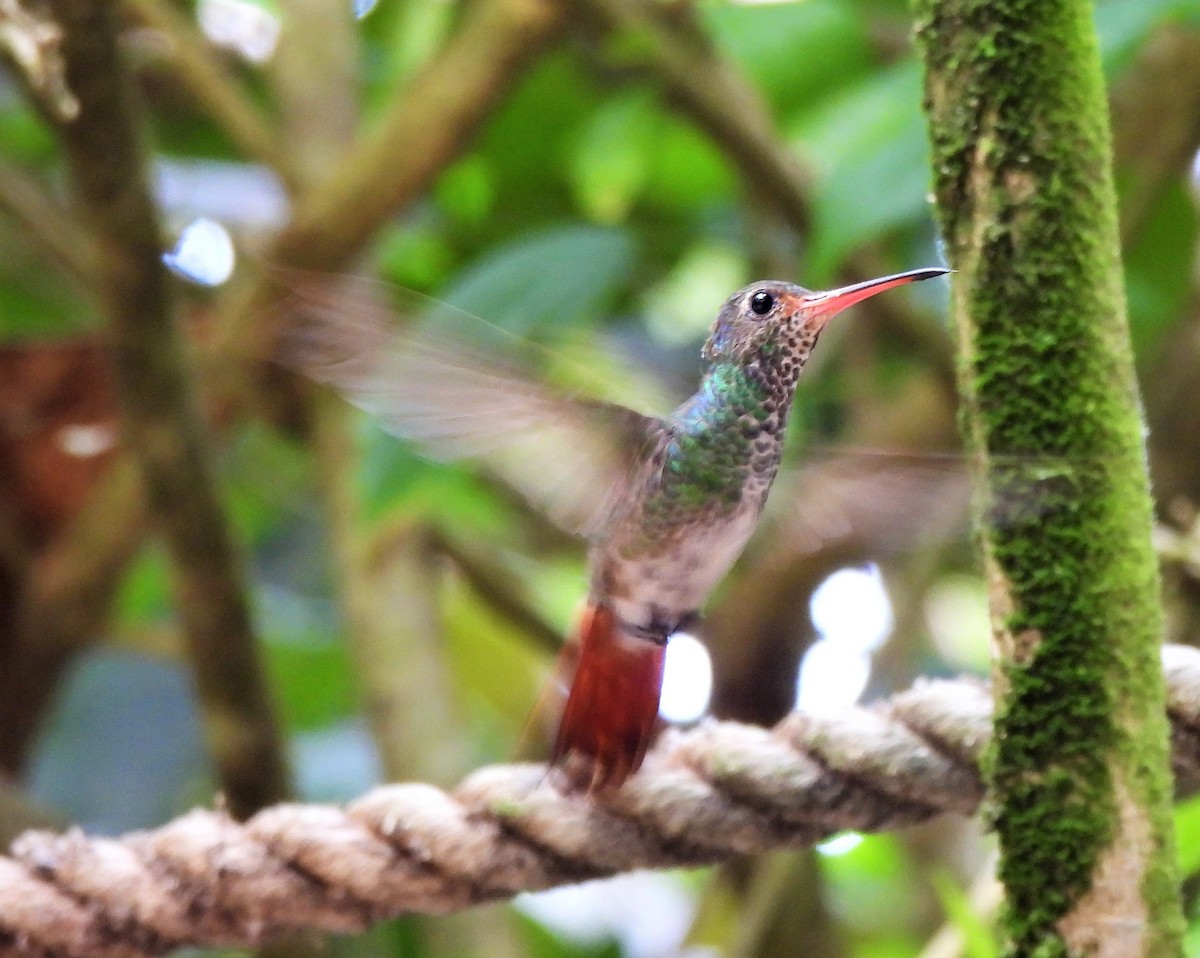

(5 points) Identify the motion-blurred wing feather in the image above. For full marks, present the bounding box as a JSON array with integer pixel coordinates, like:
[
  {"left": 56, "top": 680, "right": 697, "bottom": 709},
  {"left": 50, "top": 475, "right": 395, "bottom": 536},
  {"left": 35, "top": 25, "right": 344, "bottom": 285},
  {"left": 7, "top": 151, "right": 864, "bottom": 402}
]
[{"left": 274, "top": 274, "right": 667, "bottom": 537}]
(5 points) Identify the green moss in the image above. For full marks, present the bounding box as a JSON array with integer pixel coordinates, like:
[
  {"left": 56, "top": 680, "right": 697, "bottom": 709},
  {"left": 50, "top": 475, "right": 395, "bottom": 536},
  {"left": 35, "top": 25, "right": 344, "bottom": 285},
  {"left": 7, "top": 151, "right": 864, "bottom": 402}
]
[{"left": 914, "top": 0, "right": 1184, "bottom": 954}]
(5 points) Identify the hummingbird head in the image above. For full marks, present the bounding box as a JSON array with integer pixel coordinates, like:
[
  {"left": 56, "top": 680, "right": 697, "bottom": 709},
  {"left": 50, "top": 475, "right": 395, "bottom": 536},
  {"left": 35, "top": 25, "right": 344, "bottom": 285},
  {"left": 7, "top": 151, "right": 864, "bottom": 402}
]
[{"left": 701, "top": 268, "right": 950, "bottom": 365}]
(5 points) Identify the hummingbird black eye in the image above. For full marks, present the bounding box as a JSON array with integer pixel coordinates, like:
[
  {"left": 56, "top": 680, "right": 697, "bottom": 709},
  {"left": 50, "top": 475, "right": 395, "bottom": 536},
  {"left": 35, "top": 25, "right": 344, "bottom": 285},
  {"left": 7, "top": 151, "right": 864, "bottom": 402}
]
[{"left": 749, "top": 290, "right": 774, "bottom": 316}]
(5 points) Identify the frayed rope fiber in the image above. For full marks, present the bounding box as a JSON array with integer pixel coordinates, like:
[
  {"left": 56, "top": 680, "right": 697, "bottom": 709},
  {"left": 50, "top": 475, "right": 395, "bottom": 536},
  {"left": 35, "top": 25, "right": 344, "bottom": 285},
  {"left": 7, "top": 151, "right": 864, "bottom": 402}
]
[{"left": 4, "top": 646, "right": 1200, "bottom": 958}]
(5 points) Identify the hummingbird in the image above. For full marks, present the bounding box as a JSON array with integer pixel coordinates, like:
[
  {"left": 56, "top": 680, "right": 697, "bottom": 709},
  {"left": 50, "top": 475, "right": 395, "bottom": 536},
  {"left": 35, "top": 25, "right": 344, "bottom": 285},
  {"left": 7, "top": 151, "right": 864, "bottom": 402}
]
[{"left": 279, "top": 265, "right": 949, "bottom": 791}]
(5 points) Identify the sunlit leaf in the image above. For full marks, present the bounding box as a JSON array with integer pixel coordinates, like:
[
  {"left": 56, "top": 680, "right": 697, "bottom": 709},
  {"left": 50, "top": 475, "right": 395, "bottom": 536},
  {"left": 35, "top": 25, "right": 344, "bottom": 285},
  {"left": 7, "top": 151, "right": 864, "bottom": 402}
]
[
  {"left": 1175, "top": 793, "right": 1200, "bottom": 875},
  {"left": 436, "top": 155, "right": 496, "bottom": 227},
  {"left": 441, "top": 573, "right": 548, "bottom": 762}
]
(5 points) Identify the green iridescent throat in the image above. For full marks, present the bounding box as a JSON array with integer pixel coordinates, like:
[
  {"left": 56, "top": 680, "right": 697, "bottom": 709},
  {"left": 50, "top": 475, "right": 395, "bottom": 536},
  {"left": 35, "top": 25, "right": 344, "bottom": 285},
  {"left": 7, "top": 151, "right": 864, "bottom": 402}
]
[{"left": 655, "top": 361, "right": 775, "bottom": 512}]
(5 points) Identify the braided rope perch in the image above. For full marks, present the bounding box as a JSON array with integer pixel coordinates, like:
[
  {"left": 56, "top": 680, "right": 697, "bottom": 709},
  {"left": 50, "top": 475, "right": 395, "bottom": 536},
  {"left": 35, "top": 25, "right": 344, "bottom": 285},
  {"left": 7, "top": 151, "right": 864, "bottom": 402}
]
[{"left": 3, "top": 646, "right": 1200, "bottom": 958}]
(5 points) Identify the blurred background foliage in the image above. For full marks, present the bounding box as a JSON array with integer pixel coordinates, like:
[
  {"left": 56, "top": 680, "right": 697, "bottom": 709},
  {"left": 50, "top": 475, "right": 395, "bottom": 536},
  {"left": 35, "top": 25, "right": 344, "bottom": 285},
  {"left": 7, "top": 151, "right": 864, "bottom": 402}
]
[{"left": 1, "top": 0, "right": 1199, "bottom": 956}]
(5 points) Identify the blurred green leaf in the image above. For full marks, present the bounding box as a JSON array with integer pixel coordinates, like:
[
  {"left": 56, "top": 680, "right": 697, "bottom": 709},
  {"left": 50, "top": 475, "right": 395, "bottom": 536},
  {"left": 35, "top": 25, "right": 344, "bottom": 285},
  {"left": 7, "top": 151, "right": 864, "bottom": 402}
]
[
  {"left": 1124, "top": 181, "right": 1198, "bottom": 362},
  {"left": 0, "top": 106, "right": 57, "bottom": 164},
  {"left": 221, "top": 421, "right": 314, "bottom": 545},
  {"left": 377, "top": 220, "right": 457, "bottom": 291},
  {"left": 436, "top": 155, "right": 496, "bottom": 227},
  {"left": 642, "top": 116, "right": 735, "bottom": 212},
  {"left": 570, "top": 91, "right": 660, "bottom": 224},
  {"left": 438, "top": 224, "right": 637, "bottom": 334},
  {"left": 114, "top": 544, "right": 174, "bottom": 627},
  {"left": 704, "top": 0, "right": 874, "bottom": 119},
  {"left": 1175, "top": 793, "right": 1200, "bottom": 876},
  {"left": 931, "top": 871, "right": 998, "bottom": 958},
  {"left": 641, "top": 240, "right": 748, "bottom": 345},
  {"left": 361, "top": 0, "right": 454, "bottom": 104},
  {"left": 822, "top": 833, "right": 926, "bottom": 942},
  {"left": 477, "top": 55, "right": 594, "bottom": 224},
  {"left": 1094, "top": 0, "right": 1200, "bottom": 74},
  {"left": 263, "top": 639, "right": 357, "bottom": 731},
  {"left": 356, "top": 422, "right": 516, "bottom": 534},
  {"left": 442, "top": 574, "right": 548, "bottom": 762},
  {"left": 0, "top": 264, "right": 84, "bottom": 337},
  {"left": 794, "top": 60, "right": 930, "bottom": 281},
  {"left": 1186, "top": 921, "right": 1200, "bottom": 958}
]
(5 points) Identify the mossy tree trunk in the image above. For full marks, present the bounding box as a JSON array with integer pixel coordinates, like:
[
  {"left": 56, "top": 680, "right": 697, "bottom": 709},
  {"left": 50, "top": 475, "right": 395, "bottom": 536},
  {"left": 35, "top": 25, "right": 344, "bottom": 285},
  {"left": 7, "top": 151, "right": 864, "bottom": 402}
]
[{"left": 913, "top": 2, "right": 1184, "bottom": 956}]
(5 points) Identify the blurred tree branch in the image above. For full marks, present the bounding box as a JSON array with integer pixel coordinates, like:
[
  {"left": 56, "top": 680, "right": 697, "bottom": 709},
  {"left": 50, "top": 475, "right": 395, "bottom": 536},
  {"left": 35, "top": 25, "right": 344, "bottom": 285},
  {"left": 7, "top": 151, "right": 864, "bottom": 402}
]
[
  {"left": 1111, "top": 23, "right": 1200, "bottom": 246},
  {"left": 268, "top": 0, "right": 560, "bottom": 274},
  {"left": 125, "top": 0, "right": 297, "bottom": 187},
  {"left": 0, "top": 159, "right": 96, "bottom": 284},
  {"left": 0, "top": 0, "right": 76, "bottom": 122},
  {"left": 573, "top": 0, "right": 813, "bottom": 231},
  {"left": 44, "top": 0, "right": 289, "bottom": 818},
  {"left": 0, "top": 776, "right": 59, "bottom": 850},
  {"left": 433, "top": 530, "right": 562, "bottom": 656}
]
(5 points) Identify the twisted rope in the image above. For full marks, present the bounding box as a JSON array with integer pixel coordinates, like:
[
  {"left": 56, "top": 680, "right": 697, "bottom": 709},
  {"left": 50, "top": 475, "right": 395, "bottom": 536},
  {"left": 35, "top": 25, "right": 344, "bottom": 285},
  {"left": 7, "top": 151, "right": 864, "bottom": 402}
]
[{"left": 4, "top": 646, "right": 1200, "bottom": 958}]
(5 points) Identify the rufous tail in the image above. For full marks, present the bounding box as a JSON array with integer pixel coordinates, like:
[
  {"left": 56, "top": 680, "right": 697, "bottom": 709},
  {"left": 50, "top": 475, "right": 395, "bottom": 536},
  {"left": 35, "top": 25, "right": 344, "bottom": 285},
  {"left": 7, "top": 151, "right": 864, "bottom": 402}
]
[{"left": 551, "top": 602, "right": 665, "bottom": 791}]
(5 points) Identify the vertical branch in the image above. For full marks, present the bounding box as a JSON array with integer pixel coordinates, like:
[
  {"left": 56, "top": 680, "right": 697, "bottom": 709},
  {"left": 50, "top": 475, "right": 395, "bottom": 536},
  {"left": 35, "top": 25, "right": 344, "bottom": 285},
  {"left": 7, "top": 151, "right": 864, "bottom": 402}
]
[
  {"left": 915, "top": 2, "right": 1184, "bottom": 956},
  {"left": 313, "top": 402, "right": 473, "bottom": 786},
  {"left": 45, "top": 0, "right": 288, "bottom": 818},
  {"left": 0, "top": 459, "right": 145, "bottom": 773}
]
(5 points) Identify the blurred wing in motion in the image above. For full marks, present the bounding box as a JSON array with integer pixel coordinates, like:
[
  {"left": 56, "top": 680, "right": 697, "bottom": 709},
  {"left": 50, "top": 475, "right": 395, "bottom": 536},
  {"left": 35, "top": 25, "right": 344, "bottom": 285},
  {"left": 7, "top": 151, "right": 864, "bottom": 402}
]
[
  {"left": 778, "top": 443, "right": 1109, "bottom": 561},
  {"left": 272, "top": 272, "right": 669, "bottom": 538},
  {"left": 780, "top": 447, "right": 974, "bottom": 557}
]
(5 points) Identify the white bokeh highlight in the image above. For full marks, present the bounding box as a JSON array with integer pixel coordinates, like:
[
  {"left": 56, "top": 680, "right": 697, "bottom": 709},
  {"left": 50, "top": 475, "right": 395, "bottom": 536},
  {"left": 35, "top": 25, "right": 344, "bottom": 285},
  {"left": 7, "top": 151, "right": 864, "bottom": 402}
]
[
  {"left": 156, "top": 160, "right": 289, "bottom": 230},
  {"left": 163, "top": 217, "right": 236, "bottom": 287},
  {"left": 808, "top": 564, "right": 893, "bottom": 652},
  {"left": 517, "top": 872, "right": 697, "bottom": 958},
  {"left": 816, "top": 832, "right": 865, "bottom": 857},
  {"left": 796, "top": 640, "right": 872, "bottom": 714},
  {"left": 659, "top": 631, "right": 712, "bottom": 724},
  {"left": 797, "top": 564, "right": 894, "bottom": 713},
  {"left": 197, "top": 0, "right": 280, "bottom": 63}
]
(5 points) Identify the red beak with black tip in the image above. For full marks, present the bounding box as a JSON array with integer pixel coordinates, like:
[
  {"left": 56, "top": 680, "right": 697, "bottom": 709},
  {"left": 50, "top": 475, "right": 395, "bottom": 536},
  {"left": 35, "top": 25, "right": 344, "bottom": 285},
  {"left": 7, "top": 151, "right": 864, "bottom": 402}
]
[{"left": 804, "top": 267, "right": 951, "bottom": 329}]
